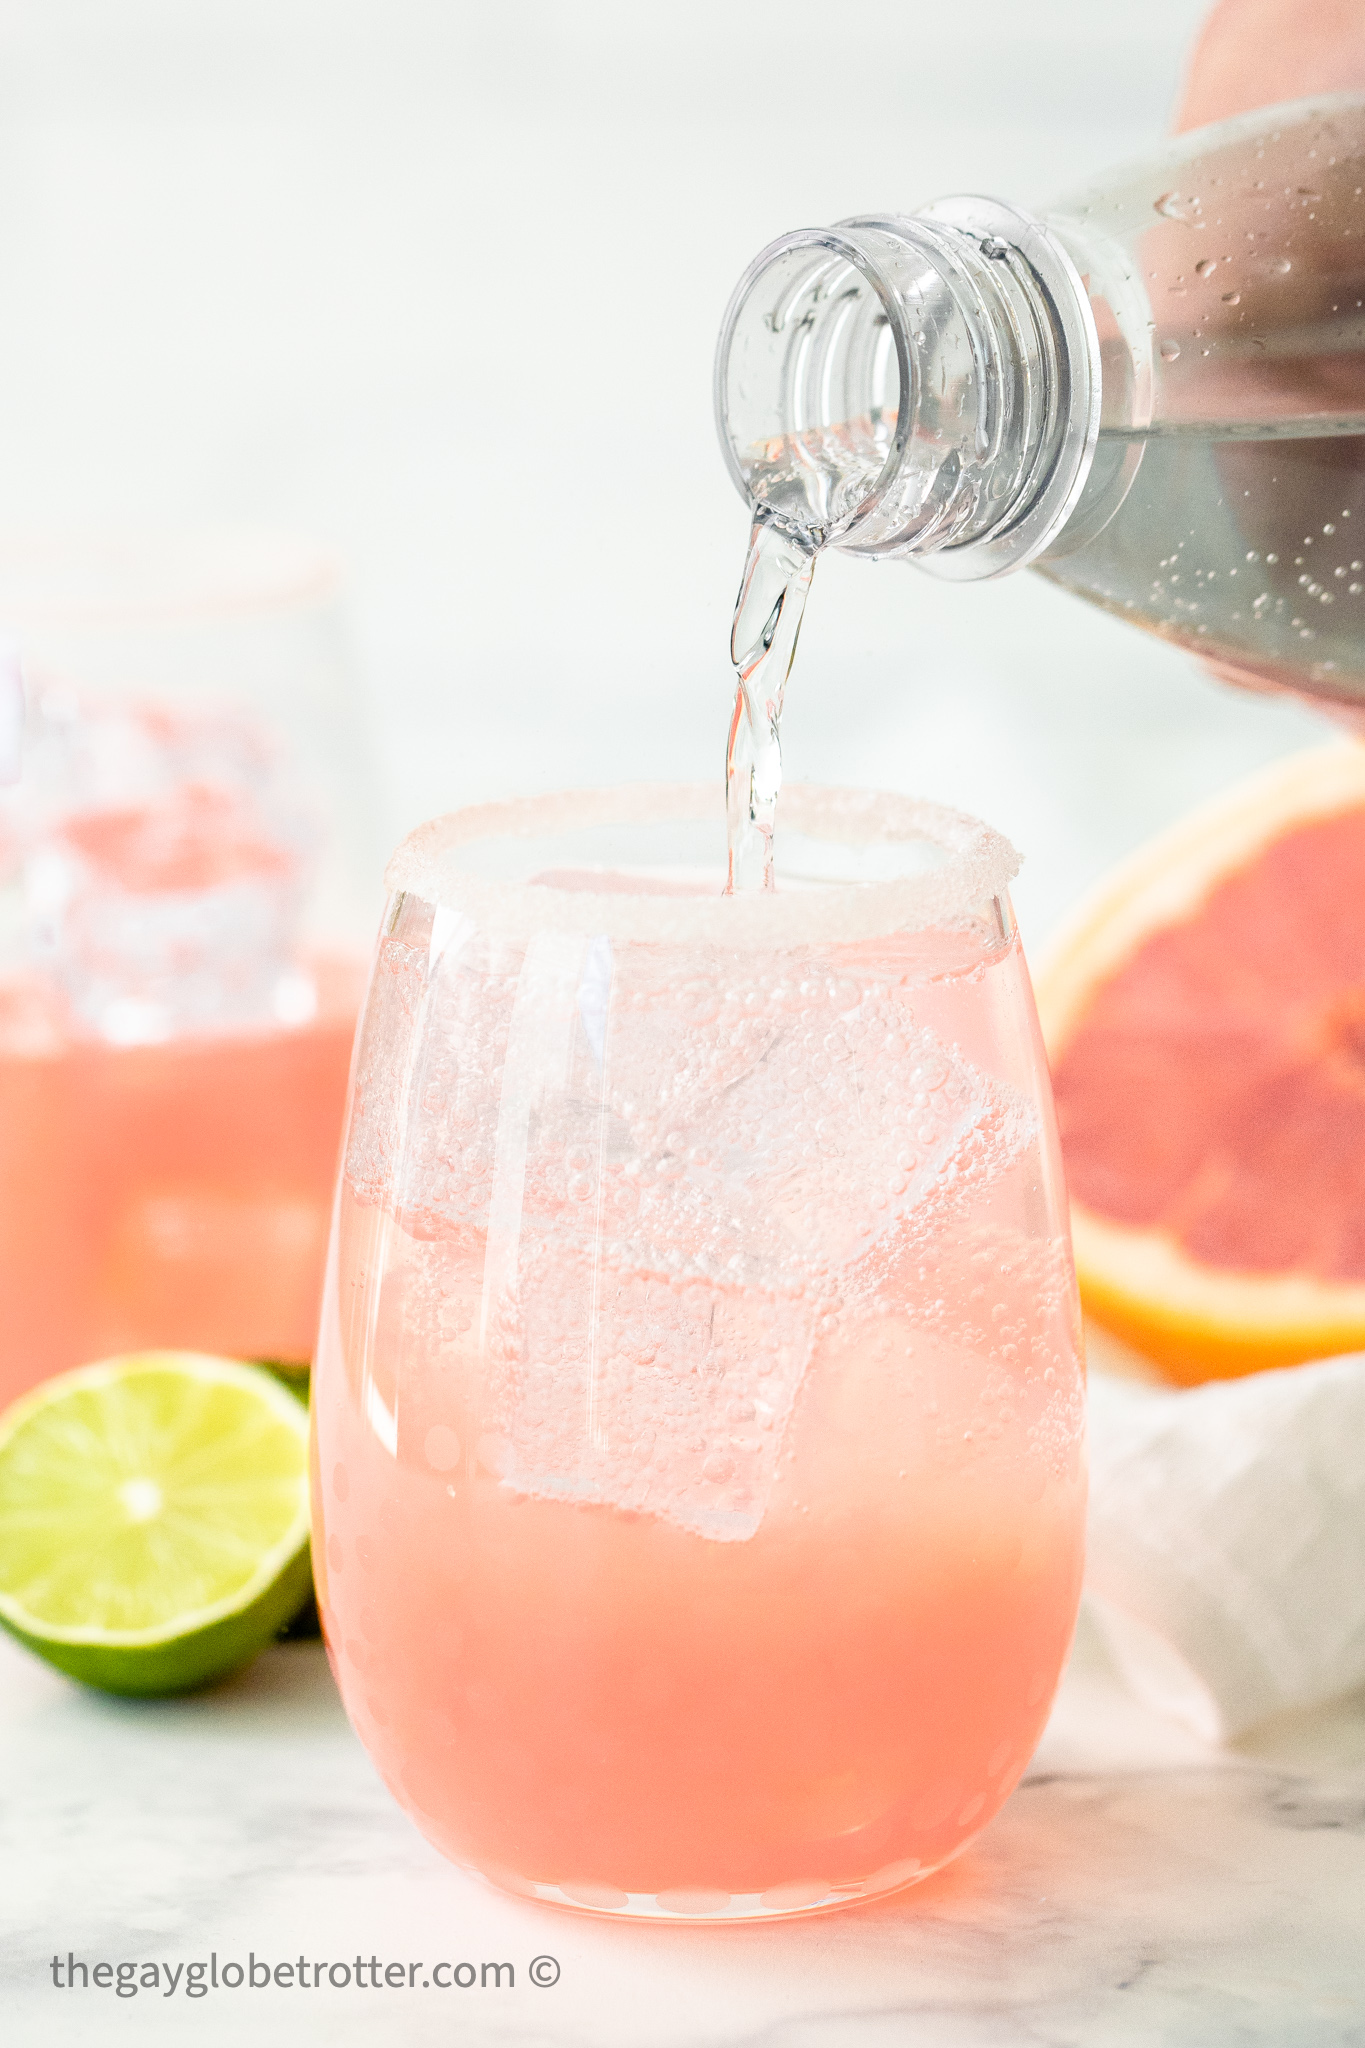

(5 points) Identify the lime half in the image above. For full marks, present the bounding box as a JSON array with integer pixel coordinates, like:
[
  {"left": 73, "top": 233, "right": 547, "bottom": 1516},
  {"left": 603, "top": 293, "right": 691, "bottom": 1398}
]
[{"left": 0, "top": 1352, "right": 312, "bottom": 1696}]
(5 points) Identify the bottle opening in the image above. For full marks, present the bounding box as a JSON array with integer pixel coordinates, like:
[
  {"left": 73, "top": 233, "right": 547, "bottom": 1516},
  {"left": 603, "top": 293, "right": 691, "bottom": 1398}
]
[
  {"left": 715, "top": 204, "right": 1100, "bottom": 578},
  {"left": 714, "top": 230, "right": 911, "bottom": 551}
]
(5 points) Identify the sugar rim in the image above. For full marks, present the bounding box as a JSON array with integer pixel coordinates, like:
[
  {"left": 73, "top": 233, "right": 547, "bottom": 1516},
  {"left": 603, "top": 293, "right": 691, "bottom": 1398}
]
[{"left": 384, "top": 784, "right": 1019, "bottom": 946}]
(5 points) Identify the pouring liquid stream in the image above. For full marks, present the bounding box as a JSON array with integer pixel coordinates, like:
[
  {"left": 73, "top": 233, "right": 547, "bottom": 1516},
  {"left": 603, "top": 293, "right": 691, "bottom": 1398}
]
[{"left": 725, "top": 518, "right": 817, "bottom": 892}]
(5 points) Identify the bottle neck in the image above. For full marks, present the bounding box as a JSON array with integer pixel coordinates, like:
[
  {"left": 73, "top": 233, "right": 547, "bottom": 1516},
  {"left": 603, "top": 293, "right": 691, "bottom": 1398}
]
[{"left": 714, "top": 198, "right": 1101, "bottom": 580}]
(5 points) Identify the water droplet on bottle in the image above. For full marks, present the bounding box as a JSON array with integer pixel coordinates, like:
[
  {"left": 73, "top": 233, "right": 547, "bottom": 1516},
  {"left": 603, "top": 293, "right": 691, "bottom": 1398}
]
[
  {"left": 1159, "top": 339, "right": 1181, "bottom": 361},
  {"left": 1195, "top": 258, "right": 1217, "bottom": 277},
  {"left": 1221, "top": 290, "right": 1241, "bottom": 304},
  {"left": 1155, "top": 191, "right": 1189, "bottom": 220},
  {"left": 1266, "top": 552, "right": 1279, "bottom": 564},
  {"left": 1324, "top": 522, "right": 1337, "bottom": 535},
  {"left": 1274, "top": 258, "right": 1292, "bottom": 274}
]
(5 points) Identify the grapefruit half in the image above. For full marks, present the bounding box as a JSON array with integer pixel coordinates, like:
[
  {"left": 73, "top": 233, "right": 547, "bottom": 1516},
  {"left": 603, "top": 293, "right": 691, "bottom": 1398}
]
[{"left": 1035, "top": 742, "right": 1365, "bottom": 1384}]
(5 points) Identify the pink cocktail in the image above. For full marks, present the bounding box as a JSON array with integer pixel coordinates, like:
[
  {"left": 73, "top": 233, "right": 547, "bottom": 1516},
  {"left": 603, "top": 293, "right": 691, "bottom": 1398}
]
[
  {"left": 0, "top": 695, "right": 363, "bottom": 1402},
  {"left": 0, "top": 957, "right": 359, "bottom": 1403},
  {"left": 312, "top": 785, "right": 1086, "bottom": 1919}
]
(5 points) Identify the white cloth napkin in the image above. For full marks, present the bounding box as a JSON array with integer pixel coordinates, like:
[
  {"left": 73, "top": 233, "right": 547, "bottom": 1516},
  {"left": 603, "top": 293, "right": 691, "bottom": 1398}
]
[{"left": 1084, "top": 1352, "right": 1365, "bottom": 1741}]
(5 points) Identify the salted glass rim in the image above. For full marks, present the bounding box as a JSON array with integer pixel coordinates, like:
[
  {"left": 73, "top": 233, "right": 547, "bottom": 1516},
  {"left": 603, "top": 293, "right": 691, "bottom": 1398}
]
[{"left": 384, "top": 783, "right": 1020, "bottom": 945}]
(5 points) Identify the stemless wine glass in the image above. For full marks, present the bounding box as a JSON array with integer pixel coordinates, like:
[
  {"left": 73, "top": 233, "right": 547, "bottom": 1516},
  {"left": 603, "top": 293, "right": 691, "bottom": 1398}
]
[
  {"left": 312, "top": 783, "right": 1086, "bottom": 1921},
  {"left": 0, "top": 531, "right": 380, "bottom": 1403}
]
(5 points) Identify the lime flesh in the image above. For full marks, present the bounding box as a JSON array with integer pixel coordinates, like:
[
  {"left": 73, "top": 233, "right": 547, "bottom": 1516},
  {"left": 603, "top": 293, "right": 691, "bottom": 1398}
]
[{"left": 0, "top": 1352, "right": 312, "bottom": 1695}]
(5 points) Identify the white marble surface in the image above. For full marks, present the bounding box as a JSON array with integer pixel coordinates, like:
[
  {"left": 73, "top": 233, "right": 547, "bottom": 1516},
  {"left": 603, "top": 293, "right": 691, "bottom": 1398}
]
[{"left": 3, "top": 1614, "right": 1364, "bottom": 2046}]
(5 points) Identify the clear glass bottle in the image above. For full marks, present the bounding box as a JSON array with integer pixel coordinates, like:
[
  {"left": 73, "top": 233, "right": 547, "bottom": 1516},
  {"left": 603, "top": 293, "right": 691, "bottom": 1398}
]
[{"left": 714, "top": 94, "right": 1365, "bottom": 711}]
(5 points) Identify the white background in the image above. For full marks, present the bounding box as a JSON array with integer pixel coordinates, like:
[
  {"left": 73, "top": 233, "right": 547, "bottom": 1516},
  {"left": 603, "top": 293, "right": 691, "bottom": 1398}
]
[{"left": 0, "top": 0, "right": 1335, "bottom": 940}]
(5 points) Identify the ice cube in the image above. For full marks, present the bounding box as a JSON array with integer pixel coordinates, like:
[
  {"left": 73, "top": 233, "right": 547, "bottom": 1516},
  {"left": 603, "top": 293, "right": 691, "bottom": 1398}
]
[
  {"left": 17, "top": 694, "right": 315, "bottom": 1039},
  {"left": 485, "top": 1234, "right": 816, "bottom": 1540},
  {"left": 478, "top": 948, "right": 1009, "bottom": 1537},
  {"left": 343, "top": 921, "right": 1031, "bottom": 1540},
  {"left": 594, "top": 958, "right": 997, "bottom": 1282}
]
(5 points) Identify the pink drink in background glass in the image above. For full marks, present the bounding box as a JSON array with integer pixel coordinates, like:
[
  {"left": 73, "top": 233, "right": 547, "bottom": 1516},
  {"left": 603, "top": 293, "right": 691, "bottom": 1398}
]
[
  {"left": 0, "top": 695, "right": 362, "bottom": 1403},
  {"left": 312, "top": 785, "right": 1086, "bottom": 1919},
  {"left": 0, "top": 959, "right": 360, "bottom": 1404}
]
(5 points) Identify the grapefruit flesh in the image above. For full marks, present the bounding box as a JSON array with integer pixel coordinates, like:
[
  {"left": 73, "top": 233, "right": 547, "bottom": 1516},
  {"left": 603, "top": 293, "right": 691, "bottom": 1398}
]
[{"left": 1036, "top": 743, "right": 1365, "bottom": 1383}]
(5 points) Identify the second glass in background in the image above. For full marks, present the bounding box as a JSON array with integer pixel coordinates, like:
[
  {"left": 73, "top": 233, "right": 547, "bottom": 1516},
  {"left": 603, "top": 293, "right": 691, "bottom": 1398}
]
[{"left": 0, "top": 531, "right": 382, "bottom": 1402}]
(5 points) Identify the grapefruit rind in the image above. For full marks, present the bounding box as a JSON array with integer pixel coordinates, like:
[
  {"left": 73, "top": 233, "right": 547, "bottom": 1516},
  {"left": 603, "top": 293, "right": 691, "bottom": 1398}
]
[
  {"left": 1071, "top": 1207, "right": 1365, "bottom": 1384},
  {"left": 1035, "top": 742, "right": 1365, "bottom": 1382}
]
